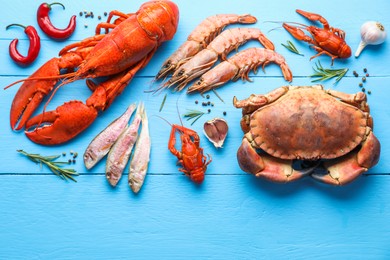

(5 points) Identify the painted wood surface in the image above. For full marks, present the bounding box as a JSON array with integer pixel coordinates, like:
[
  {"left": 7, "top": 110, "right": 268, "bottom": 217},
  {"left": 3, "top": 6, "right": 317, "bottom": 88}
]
[{"left": 0, "top": 0, "right": 389, "bottom": 259}]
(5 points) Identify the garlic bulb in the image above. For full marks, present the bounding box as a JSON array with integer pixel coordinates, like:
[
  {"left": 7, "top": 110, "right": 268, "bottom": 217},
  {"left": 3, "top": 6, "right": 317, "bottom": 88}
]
[
  {"left": 203, "top": 118, "right": 228, "bottom": 148},
  {"left": 355, "top": 21, "right": 386, "bottom": 57}
]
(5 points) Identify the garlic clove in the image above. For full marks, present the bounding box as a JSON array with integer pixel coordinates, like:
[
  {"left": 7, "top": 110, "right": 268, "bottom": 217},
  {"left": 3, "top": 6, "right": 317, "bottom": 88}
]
[
  {"left": 355, "top": 41, "right": 367, "bottom": 58},
  {"left": 203, "top": 118, "right": 228, "bottom": 148},
  {"left": 355, "top": 21, "right": 387, "bottom": 57}
]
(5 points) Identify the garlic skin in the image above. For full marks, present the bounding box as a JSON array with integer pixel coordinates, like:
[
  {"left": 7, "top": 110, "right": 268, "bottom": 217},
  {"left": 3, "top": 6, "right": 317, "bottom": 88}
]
[
  {"left": 203, "top": 118, "right": 228, "bottom": 148},
  {"left": 355, "top": 21, "right": 387, "bottom": 57}
]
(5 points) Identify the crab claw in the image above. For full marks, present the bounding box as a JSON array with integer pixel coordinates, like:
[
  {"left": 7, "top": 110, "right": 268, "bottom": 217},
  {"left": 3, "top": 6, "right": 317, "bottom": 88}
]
[
  {"left": 25, "top": 101, "right": 98, "bottom": 145},
  {"left": 10, "top": 58, "right": 60, "bottom": 131}
]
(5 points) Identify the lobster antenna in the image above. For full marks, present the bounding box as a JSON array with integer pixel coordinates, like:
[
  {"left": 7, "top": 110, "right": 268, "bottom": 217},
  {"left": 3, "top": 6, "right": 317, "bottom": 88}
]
[
  {"left": 264, "top": 21, "right": 308, "bottom": 28},
  {"left": 3, "top": 72, "right": 77, "bottom": 90},
  {"left": 176, "top": 93, "right": 184, "bottom": 127},
  {"left": 268, "top": 26, "right": 284, "bottom": 33},
  {"left": 41, "top": 75, "right": 80, "bottom": 117},
  {"left": 151, "top": 114, "right": 172, "bottom": 127}
]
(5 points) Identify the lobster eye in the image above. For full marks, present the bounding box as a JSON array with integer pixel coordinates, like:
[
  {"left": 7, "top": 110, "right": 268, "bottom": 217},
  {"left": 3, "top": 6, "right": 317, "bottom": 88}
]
[
  {"left": 165, "top": 61, "right": 171, "bottom": 68},
  {"left": 178, "top": 70, "right": 184, "bottom": 76}
]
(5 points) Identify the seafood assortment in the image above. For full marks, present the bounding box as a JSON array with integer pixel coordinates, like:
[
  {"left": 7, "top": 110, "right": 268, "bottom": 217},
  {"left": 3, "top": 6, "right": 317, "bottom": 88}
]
[
  {"left": 234, "top": 85, "right": 380, "bottom": 185},
  {"left": 168, "top": 124, "right": 212, "bottom": 184},
  {"left": 3, "top": 1, "right": 383, "bottom": 191},
  {"left": 164, "top": 27, "right": 275, "bottom": 91},
  {"left": 187, "top": 48, "right": 292, "bottom": 93},
  {"left": 156, "top": 13, "right": 257, "bottom": 80},
  {"left": 282, "top": 9, "right": 351, "bottom": 64},
  {"left": 8, "top": 0, "right": 179, "bottom": 145}
]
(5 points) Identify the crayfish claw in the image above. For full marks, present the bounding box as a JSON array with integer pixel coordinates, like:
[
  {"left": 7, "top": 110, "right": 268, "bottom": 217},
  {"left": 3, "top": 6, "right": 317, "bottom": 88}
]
[{"left": 25, "top": 101, "right": 98, "bottom": 145}]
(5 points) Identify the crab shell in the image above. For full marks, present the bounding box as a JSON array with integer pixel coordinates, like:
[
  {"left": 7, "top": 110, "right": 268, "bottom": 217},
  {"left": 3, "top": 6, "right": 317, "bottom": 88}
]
[{"left": 233, "top": 85, "right": 381, "bottom": 185}]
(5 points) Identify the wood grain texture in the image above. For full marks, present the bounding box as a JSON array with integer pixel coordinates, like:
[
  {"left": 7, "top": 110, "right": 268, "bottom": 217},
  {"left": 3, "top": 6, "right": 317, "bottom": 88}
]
[{"left": 0, "top": 0, "right": 389, "bottom": 259}]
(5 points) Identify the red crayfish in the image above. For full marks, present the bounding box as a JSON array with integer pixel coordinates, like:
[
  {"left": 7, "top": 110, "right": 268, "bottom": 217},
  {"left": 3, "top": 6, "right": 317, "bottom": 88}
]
[
  {"left": 168, "top": 124, "right": 212, "bottom": 184},
  {"left": 6, "top": 0, "right": 179, "bottom": 145},
  {"left": 282, "top": 9, "right": 351, "bottom": 64}
]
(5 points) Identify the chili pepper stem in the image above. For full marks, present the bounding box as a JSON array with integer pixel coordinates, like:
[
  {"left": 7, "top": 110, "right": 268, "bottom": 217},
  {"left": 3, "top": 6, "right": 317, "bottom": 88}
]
[
  {"left": 6, "top": 24, "right": 26, "bottom": 30},
  {"left": 48, "top": 2, "right": 65, "bottom": 9}
]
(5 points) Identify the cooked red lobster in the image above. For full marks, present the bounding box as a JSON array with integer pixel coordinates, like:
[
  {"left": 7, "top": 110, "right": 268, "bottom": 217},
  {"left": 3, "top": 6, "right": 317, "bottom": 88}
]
[
  {"left": 168, "top": 124, "right": 212, "bottom": 184},
  {"left": 7, "top": 0, "right": 179, "bottom": 145},
  {"left": 283, "top": 9, "right": 351, "bottom": 64}
]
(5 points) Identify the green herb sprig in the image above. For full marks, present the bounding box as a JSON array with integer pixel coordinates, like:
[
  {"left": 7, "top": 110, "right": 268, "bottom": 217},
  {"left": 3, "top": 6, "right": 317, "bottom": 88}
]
[
  {"left": 310, "top": 61, "right": 349, "bottom": 85},
  {"left": 281, "top": 40, "right": 304, "bottom": 56},
  {"left": 17, "top": 150, "right": 78, "bottom": 182},
  {"left": 159, "top": 93, "right": 167, "bottom": 112},
  {"left": 183, "top": 109, "right": 205, "bottom": 125}
]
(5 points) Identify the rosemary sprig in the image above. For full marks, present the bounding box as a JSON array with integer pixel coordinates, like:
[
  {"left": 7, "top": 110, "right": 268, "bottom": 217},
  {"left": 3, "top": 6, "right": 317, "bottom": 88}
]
[
  {"left": 212, "top": 89, "right": 225, "bottom": 103},
  {"left": 310, "top": 61, "right": 349, "bottom": 85},
  {"left": 159, "top": 93, "right": 167, "bottom": 112},
  {"left": 17, "top": 150, "right": 78, "bottom": 182},
  {"left": 281, "top": 40, "right": 304, "bottom": 56},
  {"left": 183, "top": 109, "right": 205, "bottom": 125}
]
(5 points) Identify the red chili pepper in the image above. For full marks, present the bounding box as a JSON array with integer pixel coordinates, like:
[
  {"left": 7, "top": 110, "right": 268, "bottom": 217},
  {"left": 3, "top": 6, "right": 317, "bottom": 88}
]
[
  {"left": 37, "top": 2, "right": 76, "bottom": 40},
  {"left": 6, "top": 24, "right": 41, "bottom": 66}
]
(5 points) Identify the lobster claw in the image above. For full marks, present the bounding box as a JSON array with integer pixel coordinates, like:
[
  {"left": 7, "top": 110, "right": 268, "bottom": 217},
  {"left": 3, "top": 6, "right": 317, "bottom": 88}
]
[
  {"left": 25, "top": 101, "right": 98, "bottom": 145},
  {"left": 10, "top": 58, "right": 60, "bottom": 130}
]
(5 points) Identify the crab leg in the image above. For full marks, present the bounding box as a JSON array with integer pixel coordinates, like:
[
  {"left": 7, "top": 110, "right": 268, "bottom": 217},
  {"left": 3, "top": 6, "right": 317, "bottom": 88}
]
[
  {"left": 312, "top": 130, "right": 380, "bottom": 185},
  {"left": 237, "top": 136, "right": 317, "bottom": 182}
]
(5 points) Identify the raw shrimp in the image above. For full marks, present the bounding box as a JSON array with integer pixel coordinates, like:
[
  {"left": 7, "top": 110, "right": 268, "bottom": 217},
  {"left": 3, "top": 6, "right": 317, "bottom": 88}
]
[
  {"left": 155, "top": 14, "right": 257, "bottom": 80},
  {"left": 187, "top": 47, "right": 293, "bottom": 93},
  {"left": 165, "top": 27, "right": 275, "bottom": 91}
]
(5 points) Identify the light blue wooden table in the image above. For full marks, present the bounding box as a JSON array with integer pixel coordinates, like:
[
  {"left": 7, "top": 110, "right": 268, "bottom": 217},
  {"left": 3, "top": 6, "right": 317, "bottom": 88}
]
[{"left": 1, "top": 0, "right": 389, "bottom": 259}]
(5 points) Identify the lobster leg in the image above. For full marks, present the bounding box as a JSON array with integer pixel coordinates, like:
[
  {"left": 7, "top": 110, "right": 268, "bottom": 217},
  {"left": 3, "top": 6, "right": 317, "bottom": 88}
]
[
  {"left": 168, "top": 124, "right": 201, "bottom": 157},
  {"left": 59, "top": 34, "right": 106, "bottom": 55},
  {"left": 295, "top": 9, "right": 330, "bottom": 30},
  {"left": 96, "top": 11, "right": 132, "bottom": 34},
  {"left": 172, "top": 125, "right": 200, "bottom": 146},
  {"left": 282, "top": 23, "right": 316, "bottom": 45},
  {"left": 168, "top": 125, "right": 182, "bottom": 159},
  {"left": 296, "top": 9, "right": 345, "bottom": 39},
  {"left": 310, "top": 46, "right": 339, "bottom": 65}
]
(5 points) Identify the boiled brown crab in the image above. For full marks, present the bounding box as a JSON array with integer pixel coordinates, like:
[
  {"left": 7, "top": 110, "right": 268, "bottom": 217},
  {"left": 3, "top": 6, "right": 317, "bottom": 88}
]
[{"left": 233, "top": 85, "right": 380, "bottom": 185}]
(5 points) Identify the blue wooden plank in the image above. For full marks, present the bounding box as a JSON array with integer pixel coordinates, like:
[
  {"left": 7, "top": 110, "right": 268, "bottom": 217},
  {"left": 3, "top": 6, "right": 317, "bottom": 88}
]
[{"left": 1, "top": 175, "right": 390, "bottom": 259}]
